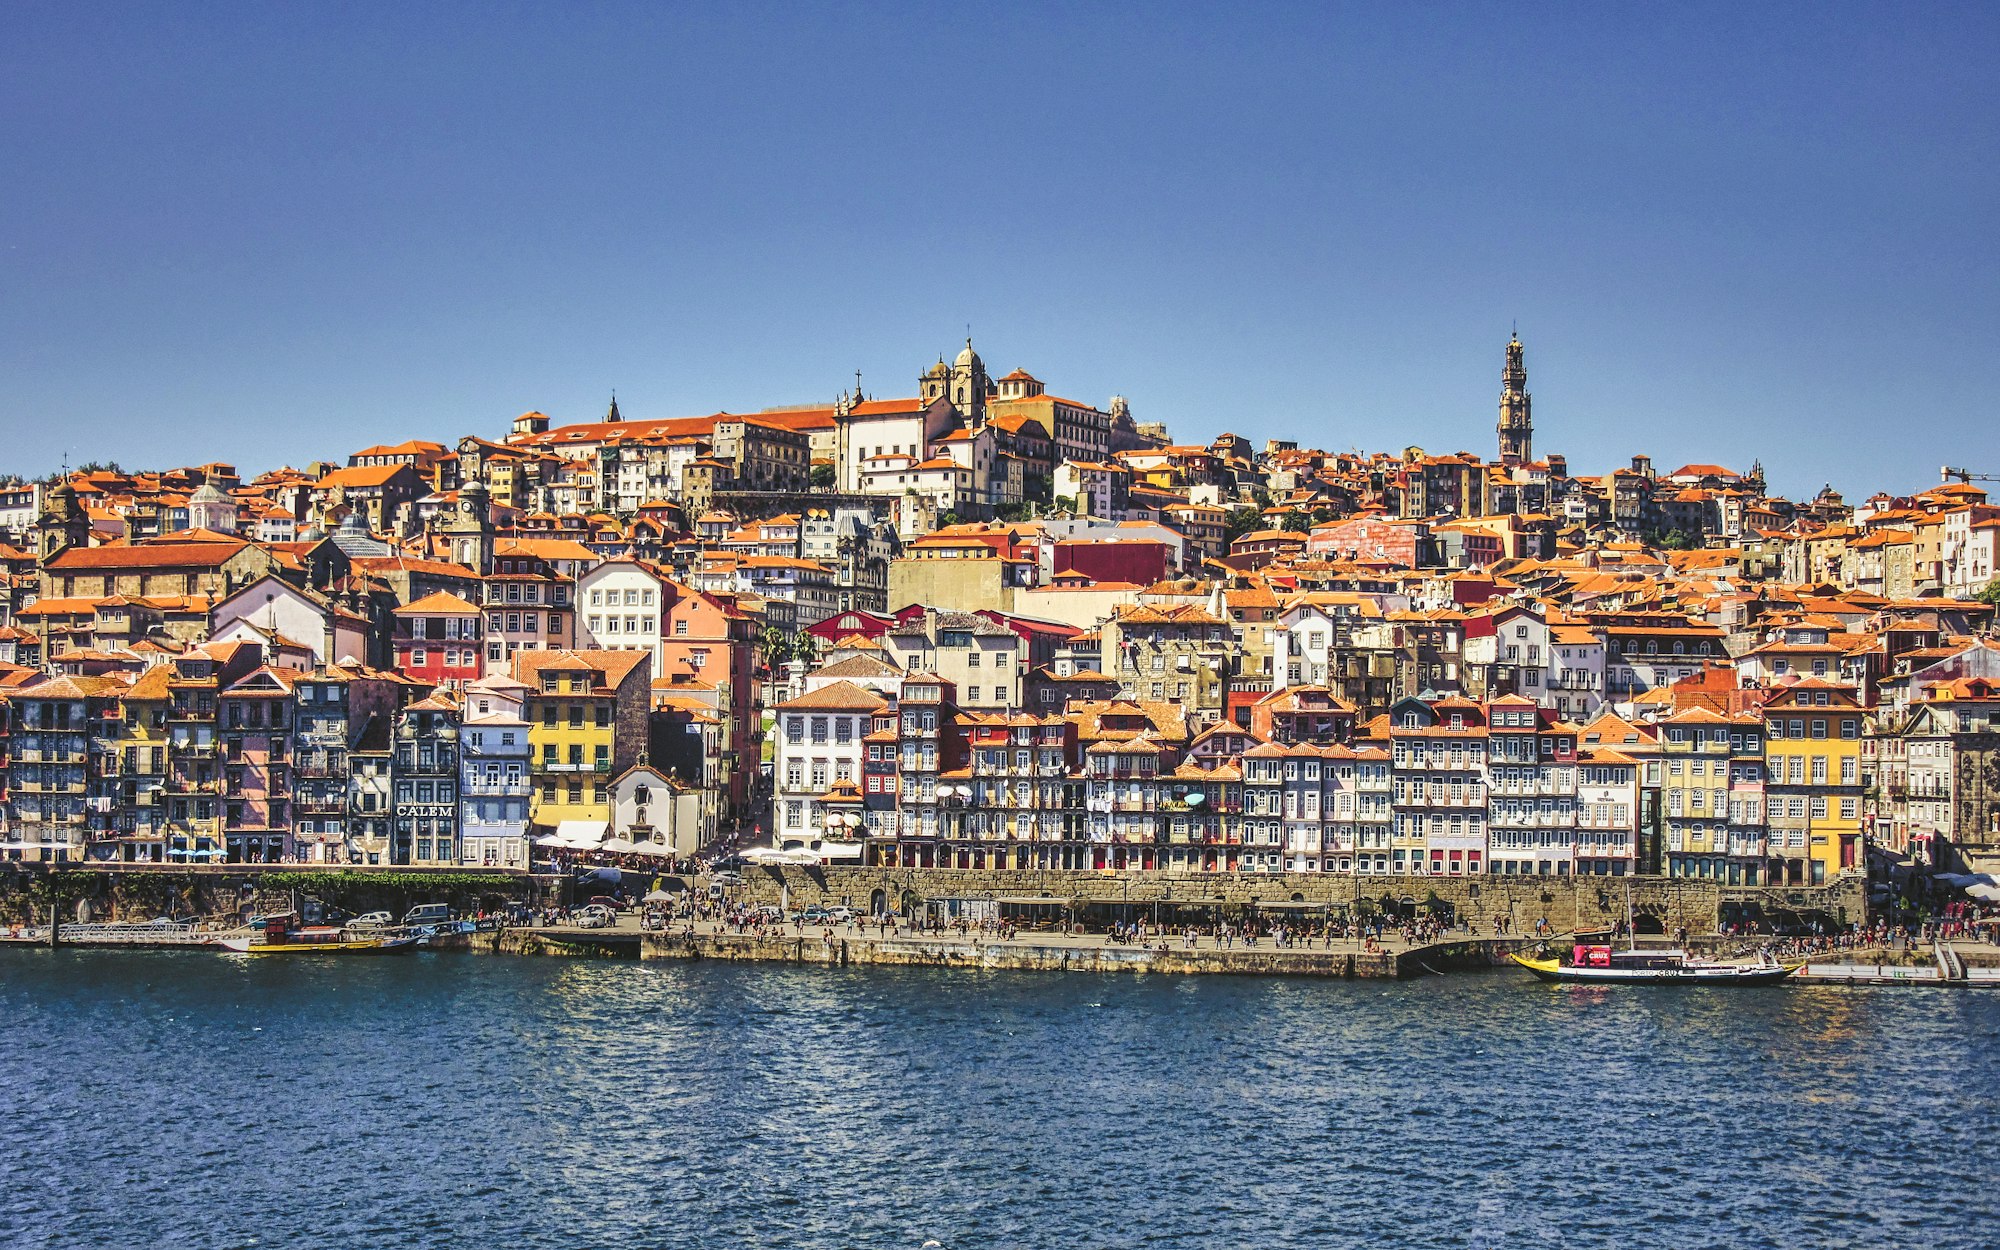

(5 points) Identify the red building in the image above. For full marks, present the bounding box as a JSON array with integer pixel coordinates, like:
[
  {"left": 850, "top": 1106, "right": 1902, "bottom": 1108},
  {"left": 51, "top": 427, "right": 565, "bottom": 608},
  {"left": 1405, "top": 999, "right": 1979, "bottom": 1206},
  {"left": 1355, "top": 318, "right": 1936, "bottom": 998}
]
[
  {"left": 392, "top": 591, "right": 483, "bottom": 687},
  {"left": 805, "top": 608, "right": 899, "bottom": 647},
  {"left": 1052, "top": 537, "right": 1173, "bottom": 588},
  {"left": 1307, "top": 516, "right": 1429, "bottom": 568}
]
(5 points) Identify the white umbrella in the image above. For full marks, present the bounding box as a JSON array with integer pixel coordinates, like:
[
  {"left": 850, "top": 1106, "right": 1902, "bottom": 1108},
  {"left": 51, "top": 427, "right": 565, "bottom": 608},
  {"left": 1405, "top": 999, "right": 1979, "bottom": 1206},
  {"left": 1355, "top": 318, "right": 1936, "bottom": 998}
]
[
  {"left": 533, "top": 834, "right": 566, "bottom": 847},
  {"left": 643, "top": 889, "right": 674, "bottom": 903},
  {"left": 600, "top": 838, "right": 637, "bottom": 855}
]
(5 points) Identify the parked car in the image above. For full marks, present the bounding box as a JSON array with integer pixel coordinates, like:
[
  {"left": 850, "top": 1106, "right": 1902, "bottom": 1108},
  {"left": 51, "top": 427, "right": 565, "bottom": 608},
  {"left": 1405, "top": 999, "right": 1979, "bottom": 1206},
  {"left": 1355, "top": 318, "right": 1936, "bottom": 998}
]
[
  {"left": 796, "top": 906, "right": 832, "bottom": 924},
  {"left": 710, "top": 871, "right": 745, "bottom": 887},
  {"left": 586, "top": 895, "right": 630, "bottom": 912},
  {"left": 826, "top": 907, "right": 855, "bottom": 924},
  {"left": 347, "top": 911, "right": 393, "bottom": 930},
  {"left": 571, "top": 904, "right": 616, "bottom": 929},
  {"left": 402, "top": 904, "right": 453, "bottom": 927}
]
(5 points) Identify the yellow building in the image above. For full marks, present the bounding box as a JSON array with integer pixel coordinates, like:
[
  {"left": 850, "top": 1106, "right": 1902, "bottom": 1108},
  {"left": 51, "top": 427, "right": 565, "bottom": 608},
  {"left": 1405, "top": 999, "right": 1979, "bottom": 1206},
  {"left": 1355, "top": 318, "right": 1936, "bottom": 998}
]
[
  {"left": 112, "top": 665, "right": 174, "bottom": 861},
  {"left": 1660, "top": 707, "right": 1730, "bottom": 878},
  {"left": 512, "top": 649, "right": 652, "bottom": 835},
  {"left": 1763, "top": 679, "right": 1864, "bottom": 885}
]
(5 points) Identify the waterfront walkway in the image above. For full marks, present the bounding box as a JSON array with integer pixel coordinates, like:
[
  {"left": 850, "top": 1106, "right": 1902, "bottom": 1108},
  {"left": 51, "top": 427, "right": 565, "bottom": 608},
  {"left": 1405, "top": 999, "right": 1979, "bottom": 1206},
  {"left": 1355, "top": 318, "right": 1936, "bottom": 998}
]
[{"left": 501, "top": 914, "right": 1516, "bottom": 977}]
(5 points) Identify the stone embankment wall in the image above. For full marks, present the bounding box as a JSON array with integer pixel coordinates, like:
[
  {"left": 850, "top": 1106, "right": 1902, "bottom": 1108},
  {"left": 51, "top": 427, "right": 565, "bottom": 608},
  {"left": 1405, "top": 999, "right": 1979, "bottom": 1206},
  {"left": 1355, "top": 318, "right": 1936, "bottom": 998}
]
[
  {"left": 639, "top": 930, "right": 1412, "bottom": 977},
  {"left": 0, "top": 866, "right": 534, "bottom": 927},
  {"left": 730, "top": 866, "right": 1868, "bottom": 936}
]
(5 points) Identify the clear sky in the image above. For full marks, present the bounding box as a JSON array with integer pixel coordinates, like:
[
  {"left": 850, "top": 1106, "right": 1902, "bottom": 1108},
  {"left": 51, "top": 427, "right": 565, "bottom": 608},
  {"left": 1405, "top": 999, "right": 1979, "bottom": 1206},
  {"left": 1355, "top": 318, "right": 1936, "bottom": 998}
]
[{"left": 3, "top": 3, "right": 1996, "bottom": 501}]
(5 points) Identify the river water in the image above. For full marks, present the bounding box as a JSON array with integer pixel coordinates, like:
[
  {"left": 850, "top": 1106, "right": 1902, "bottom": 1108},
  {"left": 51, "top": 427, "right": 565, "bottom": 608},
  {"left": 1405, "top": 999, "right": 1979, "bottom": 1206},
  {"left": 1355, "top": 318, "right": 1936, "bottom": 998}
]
[{"left": 0, "top": 950, "right": 1993, "bottom": 1249}]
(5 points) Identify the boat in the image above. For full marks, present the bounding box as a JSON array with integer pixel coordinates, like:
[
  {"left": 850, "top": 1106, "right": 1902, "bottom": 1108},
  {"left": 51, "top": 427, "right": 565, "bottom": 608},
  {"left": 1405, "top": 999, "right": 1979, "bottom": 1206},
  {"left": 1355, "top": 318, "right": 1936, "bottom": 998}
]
[
  {"left": 1510, "top": 883, "right": 1800, "bottom": 985},
  {"left": 215, "top": 913, "right": 421, "bottom": 956},
  {"left": 1510, "top": 945, "right": 1800, "bottom": 985}
]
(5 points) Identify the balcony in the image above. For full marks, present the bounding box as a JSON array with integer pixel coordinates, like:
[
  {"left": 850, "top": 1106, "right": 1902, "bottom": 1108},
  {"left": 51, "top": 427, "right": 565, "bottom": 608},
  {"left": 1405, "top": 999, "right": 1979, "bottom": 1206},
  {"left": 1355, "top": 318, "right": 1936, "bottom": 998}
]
[
  {"left": 10, "top": 748, "right": 82, "bottom": 764},
  {"left": 540, "top": 761, "right": 612, "bottom": 774},
  {"left": 463, "top": 780, "right": 532, "bottom": 796},
  {"left": 296, "top": 797, "right": 349, "bottom": 816},
  {"left": 171, "top": 742, "right": 220, "bottom": 760},
  {"left": 12, "top": 779, "right": 87, "bottom": 795}
]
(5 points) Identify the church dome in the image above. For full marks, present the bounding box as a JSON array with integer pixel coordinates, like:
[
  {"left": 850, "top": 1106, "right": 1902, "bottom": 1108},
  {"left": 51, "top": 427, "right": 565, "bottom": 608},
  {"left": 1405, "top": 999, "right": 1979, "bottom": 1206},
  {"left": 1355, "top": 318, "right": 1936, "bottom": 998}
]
[
  {"left": 189, "top": 482, "right": 229, "bottom": 505},
  {"left": 955, "top": 339, "right": 981, "bottom": 369}
]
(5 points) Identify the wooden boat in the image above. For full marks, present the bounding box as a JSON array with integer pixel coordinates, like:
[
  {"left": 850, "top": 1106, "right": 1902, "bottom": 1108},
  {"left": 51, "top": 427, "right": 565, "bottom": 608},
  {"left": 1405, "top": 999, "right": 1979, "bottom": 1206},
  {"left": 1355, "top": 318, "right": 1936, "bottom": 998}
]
[
  {"left": 1513, "top": 882, "right": 1800, "bottom": 984},
  {"left": 216, "top": 913, "right": 420, "bottom": 956},
  {"left": 1511, "top": 947, "right": 1801, "bottom": 986}
]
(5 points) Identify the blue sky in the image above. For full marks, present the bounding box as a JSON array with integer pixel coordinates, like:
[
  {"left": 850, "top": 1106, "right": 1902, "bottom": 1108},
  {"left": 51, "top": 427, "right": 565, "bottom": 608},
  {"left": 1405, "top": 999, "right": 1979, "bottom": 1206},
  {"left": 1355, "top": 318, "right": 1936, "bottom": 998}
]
[{"left": 3, "top": 3, "right": 1995, "bottom": 501}]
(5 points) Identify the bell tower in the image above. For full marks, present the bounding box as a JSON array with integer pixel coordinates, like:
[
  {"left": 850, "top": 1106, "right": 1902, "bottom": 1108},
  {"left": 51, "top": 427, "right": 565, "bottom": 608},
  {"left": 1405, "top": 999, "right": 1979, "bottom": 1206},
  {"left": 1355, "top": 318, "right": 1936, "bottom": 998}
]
[
  {"left": 444, "top": 478, "right": 494, "bottom": 575},
  {"left": 1497, "top": 332, "right": 1533, "bottom": 466},
  {"left": 36, "top": 477, "right": 89, "bottom": 563}
]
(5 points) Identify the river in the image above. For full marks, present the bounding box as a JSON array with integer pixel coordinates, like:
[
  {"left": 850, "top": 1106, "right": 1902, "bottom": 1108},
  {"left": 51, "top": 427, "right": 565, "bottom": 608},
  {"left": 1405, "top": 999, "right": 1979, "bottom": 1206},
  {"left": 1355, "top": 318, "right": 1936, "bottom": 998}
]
[{"left": 0, "top": 950, "right": 1993, "bottom": 1248}]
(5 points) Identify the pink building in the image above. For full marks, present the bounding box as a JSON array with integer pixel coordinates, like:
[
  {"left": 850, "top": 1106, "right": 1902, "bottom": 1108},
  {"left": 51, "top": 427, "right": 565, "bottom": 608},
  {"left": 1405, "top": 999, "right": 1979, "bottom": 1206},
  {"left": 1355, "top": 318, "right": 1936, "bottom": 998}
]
[
  {"left": 1308, "top": 516, "right": 1429, "bottom": 567},
  {"left": 219, "top": 665, "right": 299, "bottom": 863}
]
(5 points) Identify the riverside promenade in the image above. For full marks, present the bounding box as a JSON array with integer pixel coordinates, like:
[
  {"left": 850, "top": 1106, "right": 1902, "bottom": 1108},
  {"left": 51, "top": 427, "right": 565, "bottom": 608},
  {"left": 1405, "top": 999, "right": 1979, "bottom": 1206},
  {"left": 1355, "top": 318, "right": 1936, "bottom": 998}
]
[{"left": 480, "top": 914, "right": 1515, "bottom": 978}]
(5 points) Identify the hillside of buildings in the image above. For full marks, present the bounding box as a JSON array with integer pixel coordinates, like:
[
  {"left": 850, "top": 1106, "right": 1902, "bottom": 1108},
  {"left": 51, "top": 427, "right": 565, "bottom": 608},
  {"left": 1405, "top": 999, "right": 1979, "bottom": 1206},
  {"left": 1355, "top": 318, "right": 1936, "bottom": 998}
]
[{"left": 2, "top": 335, "right": 1998, "bottom": 885}]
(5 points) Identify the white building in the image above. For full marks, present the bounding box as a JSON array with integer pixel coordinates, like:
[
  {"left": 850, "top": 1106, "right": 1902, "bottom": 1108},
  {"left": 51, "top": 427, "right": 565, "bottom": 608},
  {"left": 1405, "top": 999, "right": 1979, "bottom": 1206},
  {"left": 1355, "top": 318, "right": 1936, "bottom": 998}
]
[
  {"left": 609, "top": 764, "right": 715, "bottom": 858},
  {"left": 1270, "top": 594, "right": 1402, "bottom": 689},
  {"left": 210, "top": 575, "right": 370, "bottom": 667},
  {"left": 834, "top": 396, "right": 956, "bottom": 493},
  {"left": 1574, "top": 747, "right": 1641, "bottom": 875},
  {"left": 1482, "top": 697, "right": 1579, "bottom": 877},
  {"left": 771, "top": 680, "right": 888, "bottom": 856},
  {"left": 576, "top": 556, "right": 669, "bottom": 674}
]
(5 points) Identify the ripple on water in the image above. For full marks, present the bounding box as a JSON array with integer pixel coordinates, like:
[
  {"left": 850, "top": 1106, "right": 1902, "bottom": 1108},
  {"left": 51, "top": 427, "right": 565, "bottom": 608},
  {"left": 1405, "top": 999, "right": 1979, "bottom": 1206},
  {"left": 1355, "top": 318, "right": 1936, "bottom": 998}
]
[{"left": 0, "top": 957, "right": 1994, "bottom": 1249}]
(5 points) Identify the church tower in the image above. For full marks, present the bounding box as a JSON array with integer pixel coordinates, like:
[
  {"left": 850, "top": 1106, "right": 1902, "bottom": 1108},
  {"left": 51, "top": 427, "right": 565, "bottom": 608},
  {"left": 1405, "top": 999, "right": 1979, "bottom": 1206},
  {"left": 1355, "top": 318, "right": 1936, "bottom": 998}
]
[
  {"left": 1497, "top": 333, "right": 1533, "bottom": 466},
  {"left": 36, "top": 478, "right": 89, "bottom": 563},
  {"left": 947, "top": 339, "right": 990, "bottom": 426},
  {"left": 443, "top": 478, "right": 494, "bottom": 575}
]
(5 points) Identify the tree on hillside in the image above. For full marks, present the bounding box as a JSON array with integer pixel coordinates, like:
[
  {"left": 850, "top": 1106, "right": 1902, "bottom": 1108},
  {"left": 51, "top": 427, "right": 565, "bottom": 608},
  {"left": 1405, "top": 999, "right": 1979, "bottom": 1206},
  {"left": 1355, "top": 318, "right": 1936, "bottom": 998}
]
[{"left": 1223, "top": 506, "right": 1265, "bottom": 544}]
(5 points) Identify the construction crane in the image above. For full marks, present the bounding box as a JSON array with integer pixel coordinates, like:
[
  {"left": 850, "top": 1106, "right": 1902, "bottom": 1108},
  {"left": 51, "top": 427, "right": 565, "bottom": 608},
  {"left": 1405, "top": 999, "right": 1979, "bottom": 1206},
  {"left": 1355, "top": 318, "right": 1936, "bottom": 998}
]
[{"left": 1940, "top": 466, "right": 2000, "bottom": 484}]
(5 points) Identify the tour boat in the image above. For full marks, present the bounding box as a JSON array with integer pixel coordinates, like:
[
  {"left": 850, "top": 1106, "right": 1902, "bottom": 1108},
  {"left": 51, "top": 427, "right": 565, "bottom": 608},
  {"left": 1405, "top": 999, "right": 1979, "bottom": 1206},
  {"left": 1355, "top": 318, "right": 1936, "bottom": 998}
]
[
  {"left": 1510, "top": 886, "right": 1799, "bottom": 985},
  {"left": 1510, "top": 945, "right": 1800, "bottom": 985}
]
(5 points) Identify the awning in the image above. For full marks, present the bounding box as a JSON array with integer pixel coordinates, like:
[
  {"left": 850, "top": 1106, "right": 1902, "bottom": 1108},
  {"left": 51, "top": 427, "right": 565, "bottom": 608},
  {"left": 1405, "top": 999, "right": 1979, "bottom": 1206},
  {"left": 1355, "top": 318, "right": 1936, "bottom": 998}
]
[
  {"left": 994, "top": 895, "right": 1075, "bottom": 906},
  {"left": 1249, "top": 901, "right": 1330, "bottom": 911},
  {"left": 742, "top": 846, "right": 817, "bottom": 865},
  {"left": 553, "top": 820, "right": 608, "bottom": 849},
  {"left": 532, "top": 834, "right": 567, "bottom": 847},
  {"left": 629, "top": 842, "right": 675, "bottom": 858}
]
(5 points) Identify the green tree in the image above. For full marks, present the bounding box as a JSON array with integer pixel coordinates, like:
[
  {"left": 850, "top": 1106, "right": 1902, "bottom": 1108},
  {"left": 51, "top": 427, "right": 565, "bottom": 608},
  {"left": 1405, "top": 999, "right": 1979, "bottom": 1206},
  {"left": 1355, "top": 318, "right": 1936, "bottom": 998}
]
[
  {"left": 1223, "top": 505, "right": 1265, "bottom": 544},
  {"left": 1975, "top": 580, "right": 2000, "bottom": 607},
  {"left": 809, "top": 463, "right": 836, "bottom": 490}
]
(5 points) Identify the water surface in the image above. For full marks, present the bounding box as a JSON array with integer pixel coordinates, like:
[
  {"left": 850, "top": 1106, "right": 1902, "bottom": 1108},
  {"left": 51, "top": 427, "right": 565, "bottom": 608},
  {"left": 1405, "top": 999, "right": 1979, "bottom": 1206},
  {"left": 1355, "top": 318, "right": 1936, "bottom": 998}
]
[{"left": 0, "top": 951, "right": 1992, "bottom": 1248}]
